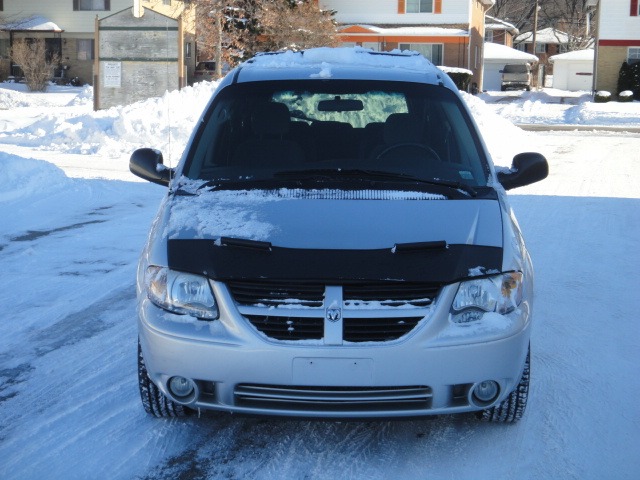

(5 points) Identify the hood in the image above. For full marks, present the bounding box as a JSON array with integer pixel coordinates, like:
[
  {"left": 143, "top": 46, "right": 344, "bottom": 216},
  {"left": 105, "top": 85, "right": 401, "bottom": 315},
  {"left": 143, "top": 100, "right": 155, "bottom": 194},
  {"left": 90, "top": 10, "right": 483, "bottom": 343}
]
[
  {"left": 164, "top": 189, "right": 504, "bottom": 283},
  {"left": 165, "top": 189, "right": 503, "bottom": 250}
]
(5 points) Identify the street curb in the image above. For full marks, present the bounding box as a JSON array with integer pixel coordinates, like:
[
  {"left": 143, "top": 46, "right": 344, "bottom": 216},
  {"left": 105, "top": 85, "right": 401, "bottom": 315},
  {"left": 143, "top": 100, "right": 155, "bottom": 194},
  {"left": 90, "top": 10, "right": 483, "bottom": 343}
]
[{"left": 516, "top": 123, "right": 640, "bottom": 133}]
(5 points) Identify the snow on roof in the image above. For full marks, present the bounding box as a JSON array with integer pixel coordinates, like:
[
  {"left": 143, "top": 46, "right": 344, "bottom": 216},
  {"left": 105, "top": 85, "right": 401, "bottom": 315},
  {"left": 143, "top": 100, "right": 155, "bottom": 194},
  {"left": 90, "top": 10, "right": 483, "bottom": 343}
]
[
  {"left": 549, "top": 49, "right": 594, "bottom": 63},
  {"left": 341, "top": 25, "right": 468, "bottom": 36},
  {"left": 483, "top": 42, "right": 538, "bottom": 62},
  {"left": 515, "top": 27, "right": 570, "bottom": 44},
  {"left": 485, "top": 16, "right": 519, "bottom": 35},
  {"left": 0, "top": 15, "right": 63, "bottom": 32},
  {"left": 247, "top": 47, "right": 436, "bottom": 72}
]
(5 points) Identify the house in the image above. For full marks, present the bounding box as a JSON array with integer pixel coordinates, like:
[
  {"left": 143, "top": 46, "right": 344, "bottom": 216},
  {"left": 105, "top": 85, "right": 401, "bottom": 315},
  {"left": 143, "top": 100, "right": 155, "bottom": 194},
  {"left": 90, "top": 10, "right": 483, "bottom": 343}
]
[
  {"left": 514, "top": 27, "right": 572, "bottom": 74},
  {"left": 0, "top": 0, "right": 195, "bottom": 86},
  {"left": 549, "top": 49, "right": 594, "bottom": 91},
  {"left": 484, "top": 15, "right": 518, "bottom": 47},
  {"left": 587, "top": 0, "right": 640, "bottom": 94},
  {"left": 318, "top": 0, "right": 496, "bottom": 89}
]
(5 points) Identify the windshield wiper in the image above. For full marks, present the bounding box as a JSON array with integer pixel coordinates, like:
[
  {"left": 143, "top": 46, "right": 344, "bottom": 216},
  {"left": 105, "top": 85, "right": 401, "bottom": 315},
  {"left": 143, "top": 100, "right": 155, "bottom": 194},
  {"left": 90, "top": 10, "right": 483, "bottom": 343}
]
[{"left": 274, "top": 169, "right": 477, "bottom": 197}]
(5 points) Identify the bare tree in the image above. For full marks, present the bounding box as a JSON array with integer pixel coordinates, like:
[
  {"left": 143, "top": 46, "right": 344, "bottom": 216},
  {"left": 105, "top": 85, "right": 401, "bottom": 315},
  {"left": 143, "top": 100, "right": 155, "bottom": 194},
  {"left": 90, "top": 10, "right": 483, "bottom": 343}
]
[
  {"left": 493, "top": 0, "right": 595, "bottom": 52},
  {"left": 189, "top": 0, "right": 338, "bottom": 77},
  {"left": 11, "top": 39, "right": 59, "bottom": 92},
  {"left": 256, "top": 0, "right": 339, "bottom": 52}
]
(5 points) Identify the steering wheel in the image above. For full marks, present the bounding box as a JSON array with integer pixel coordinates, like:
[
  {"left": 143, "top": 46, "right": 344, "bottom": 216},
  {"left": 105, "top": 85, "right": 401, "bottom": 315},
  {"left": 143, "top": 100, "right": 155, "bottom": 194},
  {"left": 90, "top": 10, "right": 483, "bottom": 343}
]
[{"left": 375, "top": 143, "right": 442, "bottom": 162}]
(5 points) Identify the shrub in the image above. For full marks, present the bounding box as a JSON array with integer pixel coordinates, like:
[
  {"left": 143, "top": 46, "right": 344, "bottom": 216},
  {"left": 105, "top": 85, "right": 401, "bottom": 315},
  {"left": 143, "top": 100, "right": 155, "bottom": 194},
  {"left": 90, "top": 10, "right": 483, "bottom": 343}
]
[
  {"left": 617, "top": 61, "right": 640, "bottom": 101},
  {"left": 594, "top": 91, "right": 611, "bottom": 103},
  {"left": 10, "top": 39, "right": 58, "bottom": 92},
  {"left": 618, "top": 90, "right": 634, "bottom": 102},
  {"left": 439, "top": 67, "right": 473, "bottom": 91}
]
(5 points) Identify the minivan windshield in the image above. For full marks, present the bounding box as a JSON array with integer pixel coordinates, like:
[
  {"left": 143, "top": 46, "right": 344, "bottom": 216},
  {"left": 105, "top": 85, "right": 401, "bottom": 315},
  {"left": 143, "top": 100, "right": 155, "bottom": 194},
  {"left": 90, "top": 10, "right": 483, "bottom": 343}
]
[{"left": 183, "top": 80, "right": 490, "bottom": 189}]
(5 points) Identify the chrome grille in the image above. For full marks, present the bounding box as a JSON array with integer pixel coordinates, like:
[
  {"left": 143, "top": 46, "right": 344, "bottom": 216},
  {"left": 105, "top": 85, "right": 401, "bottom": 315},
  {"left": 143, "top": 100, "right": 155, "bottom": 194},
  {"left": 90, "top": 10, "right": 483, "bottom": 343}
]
[
  {"left": 230, "top": 281, "right": 439, "bottom": 343},
  {"left": 234, "top": 384, "right": 433, "bottom": 411}
]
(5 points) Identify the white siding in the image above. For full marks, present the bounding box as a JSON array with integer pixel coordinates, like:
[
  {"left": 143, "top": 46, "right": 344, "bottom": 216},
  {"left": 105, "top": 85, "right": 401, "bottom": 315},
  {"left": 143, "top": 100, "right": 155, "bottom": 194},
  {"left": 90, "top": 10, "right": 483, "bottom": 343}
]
[
  {"left": 320, "top": 0, "right": 471, "bottom": 25},
  {"left": 598, "top": 0, "right": 640, "bottom": 40},
  {"left": 1, "top": 0, "right": 161, "bottom": 34}
]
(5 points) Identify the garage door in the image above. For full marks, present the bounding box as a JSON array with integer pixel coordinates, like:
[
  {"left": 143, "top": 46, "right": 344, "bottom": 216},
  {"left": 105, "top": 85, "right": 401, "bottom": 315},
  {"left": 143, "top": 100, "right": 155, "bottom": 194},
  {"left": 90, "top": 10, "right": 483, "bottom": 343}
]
[
  {"left": 568, "top": 63, "right": 593, "bottom": 91},
  {"left": 483, "top": 63, "right": 504, "bottom": 91}
]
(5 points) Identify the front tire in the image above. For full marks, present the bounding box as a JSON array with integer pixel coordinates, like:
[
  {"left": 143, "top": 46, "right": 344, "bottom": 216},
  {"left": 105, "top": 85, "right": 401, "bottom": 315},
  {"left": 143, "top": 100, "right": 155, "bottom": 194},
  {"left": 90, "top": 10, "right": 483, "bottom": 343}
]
[
  {"left": 478, "top": 347, "right": 530, "bottom": 423},
  {"left": 138, "top": 340, "right": 191, "bottom": 417}
]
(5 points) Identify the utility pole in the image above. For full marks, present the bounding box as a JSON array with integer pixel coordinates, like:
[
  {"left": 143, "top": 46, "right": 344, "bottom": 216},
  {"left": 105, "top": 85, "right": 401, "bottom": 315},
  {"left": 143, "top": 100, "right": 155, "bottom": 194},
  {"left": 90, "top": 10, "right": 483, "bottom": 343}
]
[{"left": 532, "top": 0, "right": 539, "bottom": 59}]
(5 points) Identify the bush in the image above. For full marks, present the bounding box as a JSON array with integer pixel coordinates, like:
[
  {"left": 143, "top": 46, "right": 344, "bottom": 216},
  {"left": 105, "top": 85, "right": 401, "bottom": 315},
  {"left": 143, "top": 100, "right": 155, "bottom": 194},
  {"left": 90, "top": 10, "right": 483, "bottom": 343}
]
[
  {"left": 617, "top": 61, "right": 640, "bottom": 101},
  {"left": 594, "top": 91, "right": 611, "bottom": 103},
  {"left": 618, "top": 90, "right": 634, "bottom": 102},
  {"left": 439, "top": 67, "right": 473, "bottom": 91},
  {"left": 10, "top": 39, "right": 58, "bottom": 92}
]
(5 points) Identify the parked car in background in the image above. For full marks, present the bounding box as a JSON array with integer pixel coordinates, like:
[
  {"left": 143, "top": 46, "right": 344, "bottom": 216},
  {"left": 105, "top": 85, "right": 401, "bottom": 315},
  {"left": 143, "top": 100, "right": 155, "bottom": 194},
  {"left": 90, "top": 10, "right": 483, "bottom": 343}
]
[
  {"left": 501, "top": 63, "right": 532, "bottom": 91},
  {"left": 130, "top": 47, "right": 548, "bottom": 423},
  {"left": 193, "top": 61, "right": 217, "bottom": 82}
]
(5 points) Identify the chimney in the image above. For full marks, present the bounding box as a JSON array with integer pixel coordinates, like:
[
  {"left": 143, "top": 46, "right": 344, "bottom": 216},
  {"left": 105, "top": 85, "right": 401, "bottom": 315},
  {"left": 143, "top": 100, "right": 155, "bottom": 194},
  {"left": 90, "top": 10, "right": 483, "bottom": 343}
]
[{"left": 133, "top": 0, "right": 144, "bottom": 18}]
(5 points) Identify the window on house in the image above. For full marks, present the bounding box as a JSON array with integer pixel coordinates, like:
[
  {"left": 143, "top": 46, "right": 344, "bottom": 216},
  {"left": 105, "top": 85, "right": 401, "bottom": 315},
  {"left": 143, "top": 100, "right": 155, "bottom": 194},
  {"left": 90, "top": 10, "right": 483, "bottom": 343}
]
[
  {"left": 485, "top": 30, "right": 494, "bottom": 43},
  {"left": 75, "top": 0, "right": 110, "bottom": 11},
  {"left": 535, "top": 43, "right": 547, "bottom": 54},
  {"left": 399, "top": 43, "right": 443, "bottom": 65},
  {"left": 77, "top": 39, "right": 95, "bottom": 61},
  {"left": 185, "top": 42, "right": 192, "bottom": 59},
  {"left": 406, "top": 0, "right": 433, "bottom": 13},
  {"left": 515, "top": 43, "right": 526, "bottom": 52},
  {"left": 628, "top": 47, "right": 640, "bottom": 64}
]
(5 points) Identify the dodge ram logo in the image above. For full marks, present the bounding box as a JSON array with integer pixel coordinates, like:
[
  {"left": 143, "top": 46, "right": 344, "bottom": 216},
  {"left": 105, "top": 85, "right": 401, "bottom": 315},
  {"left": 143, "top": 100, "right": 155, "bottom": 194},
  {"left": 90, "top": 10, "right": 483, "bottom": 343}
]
[{"left": 326, "top": 308, "right": 341, "bottom": 322}]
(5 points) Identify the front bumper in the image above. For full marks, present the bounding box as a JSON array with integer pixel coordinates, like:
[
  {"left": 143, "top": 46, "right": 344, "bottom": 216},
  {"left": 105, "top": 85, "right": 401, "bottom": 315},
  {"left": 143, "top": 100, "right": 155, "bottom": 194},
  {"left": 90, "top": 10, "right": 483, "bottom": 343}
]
[{"left": 138, "top": 282, "right": 531, "bottom": 418}]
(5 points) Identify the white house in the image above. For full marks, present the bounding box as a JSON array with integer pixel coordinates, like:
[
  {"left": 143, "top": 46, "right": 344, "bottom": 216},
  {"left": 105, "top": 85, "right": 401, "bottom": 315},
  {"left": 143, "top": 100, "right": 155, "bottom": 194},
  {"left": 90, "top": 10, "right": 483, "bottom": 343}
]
[
  {"left": 587, "top": 0, "right": 640, "bottom": 93},
  {"left": 319, "top": 0, "right": 495, "bottom": 88}
]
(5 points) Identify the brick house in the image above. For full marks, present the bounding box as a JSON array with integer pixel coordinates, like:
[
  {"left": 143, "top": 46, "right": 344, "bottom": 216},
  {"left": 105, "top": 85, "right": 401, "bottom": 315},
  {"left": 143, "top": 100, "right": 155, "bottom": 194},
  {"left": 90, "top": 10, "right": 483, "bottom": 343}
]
[
  {"left": 319, "top": 0, "right": 495, "bottom": 89},
  {"left": 587, "top": 0, "right": 640, "bottom": 93},
  {"left": 484, "top": 15, "right": 518, "bottom": 47},
  {"left": 0, "top": 0, "right": 195, "bottom": 85}
]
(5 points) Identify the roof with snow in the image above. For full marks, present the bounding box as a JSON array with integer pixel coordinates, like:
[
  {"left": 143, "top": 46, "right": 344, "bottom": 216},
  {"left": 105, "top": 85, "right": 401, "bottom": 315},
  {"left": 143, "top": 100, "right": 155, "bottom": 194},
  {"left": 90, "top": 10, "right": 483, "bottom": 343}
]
[
  {"left": 549, "top": 49, "right": 594, "bottom": 62},
  {"left": 340, "top": 25, "right": 468, "bottom": 37},
  {"left": 485, "top": 16, "right": 519, "bottom": 35},
  {"left": 0, "top": 15, "right": 63, "bottom": 32},
  {"left": 515, "top": 27, "right": 570, "bottom": 44},
  {"left": 483, "top": 42, "right": 538, "bottom": 62}
]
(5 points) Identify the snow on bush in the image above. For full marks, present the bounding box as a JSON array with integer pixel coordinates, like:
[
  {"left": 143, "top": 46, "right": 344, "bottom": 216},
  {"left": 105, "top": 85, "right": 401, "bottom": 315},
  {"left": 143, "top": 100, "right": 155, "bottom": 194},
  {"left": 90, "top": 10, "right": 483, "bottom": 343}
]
[
  {"left": 594, "top": 91, "right": 611, "bottom": 103},
  {"left": 618, "top": 90, "right": 634, "bottom": 103}
]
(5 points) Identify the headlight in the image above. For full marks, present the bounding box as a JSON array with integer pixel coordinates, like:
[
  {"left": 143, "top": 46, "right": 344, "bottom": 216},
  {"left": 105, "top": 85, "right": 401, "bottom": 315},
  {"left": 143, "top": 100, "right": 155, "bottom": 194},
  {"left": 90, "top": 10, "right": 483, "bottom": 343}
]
[
  {"left": 450, "top": 272, "right": 523, "bottom": 324},
  {"left": 145, "top": 266, "right": 219, "bottom": 320}
]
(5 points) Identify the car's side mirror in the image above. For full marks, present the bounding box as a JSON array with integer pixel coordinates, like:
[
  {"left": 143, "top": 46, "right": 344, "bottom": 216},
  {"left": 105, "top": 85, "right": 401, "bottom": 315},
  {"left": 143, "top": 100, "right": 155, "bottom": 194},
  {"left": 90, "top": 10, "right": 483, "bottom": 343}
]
[
  {"left": 129, "top": 148, "right": 173, "bottom": 186},
  {"left": 498, "top": 152, "right": 549, "bottom": 190}
]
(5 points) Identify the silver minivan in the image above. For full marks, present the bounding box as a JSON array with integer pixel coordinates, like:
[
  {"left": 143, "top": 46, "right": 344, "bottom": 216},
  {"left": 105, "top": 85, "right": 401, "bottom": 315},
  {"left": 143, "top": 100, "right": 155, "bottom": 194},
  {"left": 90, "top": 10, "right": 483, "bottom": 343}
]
[{"left": 130, "top": 48, "right": 548, "bottom": 422}]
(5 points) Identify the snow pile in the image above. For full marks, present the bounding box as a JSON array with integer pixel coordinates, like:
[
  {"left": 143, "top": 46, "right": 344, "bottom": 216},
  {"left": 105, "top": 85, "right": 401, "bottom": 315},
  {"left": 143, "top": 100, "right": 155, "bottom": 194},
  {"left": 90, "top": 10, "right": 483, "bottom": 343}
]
[
  {"left": 0, "top": 81, "right": 219, "bottom": 161},
  {"left": 0, "top": 153, "right": 71, "bottom": 203},
  {"left": 481, "top": 90, "right": 640, "bottom": 127},
  {"left": 461, "top": 92, "right": 535, "bottom": 166}
]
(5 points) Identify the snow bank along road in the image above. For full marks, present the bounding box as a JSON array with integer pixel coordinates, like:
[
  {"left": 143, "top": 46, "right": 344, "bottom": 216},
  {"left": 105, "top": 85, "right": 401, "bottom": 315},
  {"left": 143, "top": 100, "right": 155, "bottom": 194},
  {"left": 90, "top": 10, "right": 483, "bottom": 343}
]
[{"left": 1, "top": 86, "right": 639, "bottom": 479}]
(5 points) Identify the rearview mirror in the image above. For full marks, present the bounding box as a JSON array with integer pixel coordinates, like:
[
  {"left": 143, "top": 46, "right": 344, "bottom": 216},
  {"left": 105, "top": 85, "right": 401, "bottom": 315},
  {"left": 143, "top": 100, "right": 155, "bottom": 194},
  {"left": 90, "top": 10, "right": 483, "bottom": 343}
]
[
  {"left": 498, "top": 152, "right": 549, "bottom": 190},
  {"left": 129, "top": 148, "right": 173, "bottom": 186},
  {"left": 318, "top": 97, "right": 364, "bottom": 112}
]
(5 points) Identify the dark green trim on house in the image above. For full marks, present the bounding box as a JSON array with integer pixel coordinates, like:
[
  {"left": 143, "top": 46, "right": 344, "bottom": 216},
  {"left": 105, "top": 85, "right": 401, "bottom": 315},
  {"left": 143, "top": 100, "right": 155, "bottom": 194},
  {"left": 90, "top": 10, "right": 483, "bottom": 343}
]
[
  {"left": 100, "top": 57, "right": 179, "bottom": 62},
  {"left": 98, "top": 26, "right": 179, "bottom": 31}
]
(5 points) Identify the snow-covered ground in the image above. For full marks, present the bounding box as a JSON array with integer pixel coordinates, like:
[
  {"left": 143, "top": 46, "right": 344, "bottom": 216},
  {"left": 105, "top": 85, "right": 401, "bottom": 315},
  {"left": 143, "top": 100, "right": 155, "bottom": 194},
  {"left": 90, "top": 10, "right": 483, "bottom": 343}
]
[{"left": 1, "top": 80, "right": 639, "bottom": 480}]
